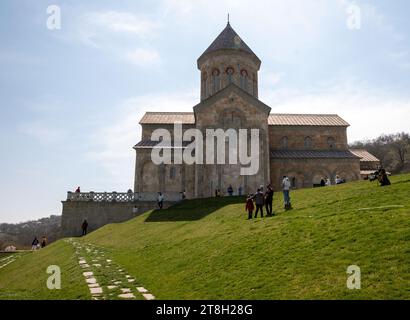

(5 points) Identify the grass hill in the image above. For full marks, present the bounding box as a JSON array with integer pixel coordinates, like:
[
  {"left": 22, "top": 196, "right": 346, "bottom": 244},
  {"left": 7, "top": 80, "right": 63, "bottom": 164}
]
[{"left": 0, "top": 174, "right": 409, "bottom": 300}]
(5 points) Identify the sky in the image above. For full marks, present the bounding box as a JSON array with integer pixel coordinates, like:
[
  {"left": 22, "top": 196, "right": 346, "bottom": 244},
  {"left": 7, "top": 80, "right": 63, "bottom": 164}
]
[{"left": 0, "top": 0, "right": 409, "bottom": 223}]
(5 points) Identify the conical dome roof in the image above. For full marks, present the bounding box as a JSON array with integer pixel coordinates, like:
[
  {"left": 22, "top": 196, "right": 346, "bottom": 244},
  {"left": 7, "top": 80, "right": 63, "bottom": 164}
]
[{"left": 198, "top": 22, "right": 261, "bottom": 64}]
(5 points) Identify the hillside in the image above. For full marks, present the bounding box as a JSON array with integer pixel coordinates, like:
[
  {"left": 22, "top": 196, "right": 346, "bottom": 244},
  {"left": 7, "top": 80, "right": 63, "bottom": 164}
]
[
  {"left": 0, "top": 174, "right": 409, "bottom": 300},
  {"left": 0, "top": 215, "right": 61, "bottom": 250}
]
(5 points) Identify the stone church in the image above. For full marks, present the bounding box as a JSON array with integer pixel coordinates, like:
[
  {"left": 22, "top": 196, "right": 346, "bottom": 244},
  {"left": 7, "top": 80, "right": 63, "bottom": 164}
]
[
  {"left": 134, "top": 22, "right": 364, "bottom": 199},
  {"left": 62, "top": 22, "right": 379, "bottom": 236}
]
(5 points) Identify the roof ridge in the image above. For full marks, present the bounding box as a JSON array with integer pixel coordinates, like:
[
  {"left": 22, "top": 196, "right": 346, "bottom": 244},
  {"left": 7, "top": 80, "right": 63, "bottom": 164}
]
[
  {"left": 144, "top": 111, "right": 194, "bottom": 115},
  {"left": 270, "top": 113, "right": 340, "bottom": 117}
]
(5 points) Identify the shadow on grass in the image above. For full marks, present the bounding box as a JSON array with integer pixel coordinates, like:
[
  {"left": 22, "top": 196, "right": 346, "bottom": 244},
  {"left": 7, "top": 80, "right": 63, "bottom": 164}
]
[{"left": 145, "top": 196, "right": 246, "bottom": 222}]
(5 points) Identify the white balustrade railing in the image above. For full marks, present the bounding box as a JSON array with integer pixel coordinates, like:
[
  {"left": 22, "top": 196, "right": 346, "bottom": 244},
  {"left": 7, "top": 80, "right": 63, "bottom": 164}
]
[{"left": 66, "top": 191, "right": 183, "bottom": 202}]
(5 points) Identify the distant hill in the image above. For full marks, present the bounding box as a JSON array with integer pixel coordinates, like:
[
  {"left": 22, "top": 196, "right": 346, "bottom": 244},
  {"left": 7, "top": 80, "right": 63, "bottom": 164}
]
[
  {"left": 0, "top": 215, "right": 61, "bottom": 250},
  {"left": 0, "top": 175, "right": 409, "bottom": 299}
]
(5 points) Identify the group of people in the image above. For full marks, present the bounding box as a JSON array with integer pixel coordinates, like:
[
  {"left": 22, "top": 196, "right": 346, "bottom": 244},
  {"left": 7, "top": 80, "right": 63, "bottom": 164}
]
[
  {"left": 373, "top": 168, "right": 391, "bottom": 186},
  {"left": 245, "top": 176, "right": 293, "bottom": 220},
  {"left": 319, "top": 175, "right": 346, "bottom": 187},
  {"left": 31, "top": 236, "right": 47, "bottom": 250}
]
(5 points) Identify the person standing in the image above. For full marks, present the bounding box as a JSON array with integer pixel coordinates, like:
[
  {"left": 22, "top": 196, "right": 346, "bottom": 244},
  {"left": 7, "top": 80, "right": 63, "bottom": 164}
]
[
  {"left": 245, "top": 195, "right": 255, "bottom": 220},
  {"left": 265, "top": 185, "right": 274, "bottom": 216},
  {"left": 253, "top": 189, "right": 265, "bottom": 218},
  {"left": 282, "top": 176, "right": 292, "bottom": 210},
  {"left": 238, "top": 186, "right": 243, "bottom": 196},
  {"left": 227, "top": 185, "right": 233, "bottom": 196},
  {"left": 81, "top": 219, "right": 88, "bottom": 236},
  {"left": 31, "top": 237, "right": 39, "bottom": 250},
  {"left": 132, "top": 206, "right": 139, "bottom": 215},
  {"left": 41, "top": 236, "right": 47, "bottom": 248},
  {"left": 158, "top": 192, "right": 164, "bottom": 209}
]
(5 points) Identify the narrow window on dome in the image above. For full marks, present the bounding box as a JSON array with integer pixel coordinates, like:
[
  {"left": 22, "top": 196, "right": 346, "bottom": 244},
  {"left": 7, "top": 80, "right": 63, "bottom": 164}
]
[{"left": 226, "top": 67, "right": 234, "bottom": 84}]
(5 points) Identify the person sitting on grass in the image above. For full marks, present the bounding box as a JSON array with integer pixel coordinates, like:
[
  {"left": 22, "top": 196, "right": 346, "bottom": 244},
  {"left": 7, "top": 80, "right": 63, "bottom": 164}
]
[
  {"left": 379, "top": 169, "right": 391, "bottom": 186},
  {"left": 245, "top": 194, "right": 255, "bottom": 220}
]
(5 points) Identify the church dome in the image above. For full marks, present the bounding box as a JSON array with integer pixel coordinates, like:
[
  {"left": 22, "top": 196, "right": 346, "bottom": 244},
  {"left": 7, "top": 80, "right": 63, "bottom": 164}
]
[
  {"left": 197, "top": 22, "right": 261, "bottom": 101},
  {"left": 198, "top": 22, "right": 261, "bottom": 66}
]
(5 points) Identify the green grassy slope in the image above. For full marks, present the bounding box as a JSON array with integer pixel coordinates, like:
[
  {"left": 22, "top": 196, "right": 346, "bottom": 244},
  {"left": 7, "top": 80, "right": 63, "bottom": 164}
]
[
  {"left": 0, "top": 241, "right": 90, "bottom": 300},
  {"left": 1, "top": 174, "right": 409, "bottom": 299}
]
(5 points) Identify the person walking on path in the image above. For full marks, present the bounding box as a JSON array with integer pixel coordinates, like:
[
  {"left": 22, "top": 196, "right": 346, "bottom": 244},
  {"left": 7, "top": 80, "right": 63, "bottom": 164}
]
[
  {"left": 31, "top": 237, "right": 39, "bottom": 250},
  {"left": 265, "top": 185, "right": 274, "bottom": 216},
  {"left": 157, "top": 192, "right": 164, "bottom": 209},
  {"left": 81, "top": 219, "right": 88, "bottom": 236},
  {"left": 245, "top": 194, "right": 255, "bottom": 220},
  {"left": 282, "top": 176, "right": 292, "bottom": 210},
  {"left": 253, "top": 189, "right": 265, "bottom": 218}
]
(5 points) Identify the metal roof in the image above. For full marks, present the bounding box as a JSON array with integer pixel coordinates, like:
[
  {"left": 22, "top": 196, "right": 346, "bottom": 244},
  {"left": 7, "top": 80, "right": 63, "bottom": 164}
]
[
  {"left": 271, "top": 150, "right": 359, "bottom": 159},
  {"left": 139, "top": 112, "right": 349, "bottom": 127},
  {"left": 349, "top": 149, "right": 380, "bottom": 162},
  {"left": 139, "top": 112, "right": 195, "bottom": 124},
  {"left": 268, "top": 114, "right": 350, "bottom": 126}
]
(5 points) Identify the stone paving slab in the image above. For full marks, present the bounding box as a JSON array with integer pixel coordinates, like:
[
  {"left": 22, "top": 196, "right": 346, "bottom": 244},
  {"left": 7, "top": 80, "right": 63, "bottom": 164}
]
[{"left": 143, "top": 293, "right": 155, "bottom": 300}]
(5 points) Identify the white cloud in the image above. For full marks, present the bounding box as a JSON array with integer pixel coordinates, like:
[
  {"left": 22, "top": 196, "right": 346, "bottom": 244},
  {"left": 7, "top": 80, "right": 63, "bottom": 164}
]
[
  {"left": 19, "top": 123, "right": 66, "bottom": 145},
  {"left": 84, "top": 11, "right": 159, "bottom": 37},
  {"left": 261, "top": 78, "right": 410, "bottom": 142},
  {"left": 124, "top": 48, "right": 162, "bottom": 67},
  {"left": 85, "top": 91, "right": 197, "bottom": 187}
]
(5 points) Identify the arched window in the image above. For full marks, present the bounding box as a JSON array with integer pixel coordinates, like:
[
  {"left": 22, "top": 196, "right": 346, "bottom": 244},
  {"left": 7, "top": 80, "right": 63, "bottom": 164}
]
[
  {"left": 327, "top": 137, "right": 336, "bottom": 149},
  {"left": 202, "top": 72, "right": 208, "bottom": 98},
  {"left": 212, "top": 69, "right": 220, "bottom": 94},
  {"left": 281, "top": 136, "right": 288, "bottom": 149},
  {"left": 226, "top": 67, "right": 234, "bottom": 84},
  {"left": 240, "top": 69, "right": 248, "bottom": 91},
  {"left": 304, "top": 136, "right": 312, "bottom": 149},
  {"left": 253, "top": 74, "right": 257, "bottom": 96}
]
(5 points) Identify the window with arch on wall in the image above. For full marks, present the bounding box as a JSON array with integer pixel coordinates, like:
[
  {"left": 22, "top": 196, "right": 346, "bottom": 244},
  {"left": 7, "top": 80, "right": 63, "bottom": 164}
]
[
  {"left": 226, "top": 67, "right": 234, "bottom": 84},
  {"left": 252, "top": 74, "right": 257, "bottom": 95},
  {"left": 202, "top": 72, "right": 208, "bottom": 97},
  {"left": 211, "top": 69, "right": 221, "bottom": 94},
  {"left": 240, "top": 69, "right": 248, "bottom": 91},
  {"left": 281, "top": 136, "right": 288, "bottom": 149},
  {"left": 304, "top": 136, "right": 313, "bottom": 149},
  {"left": 327, "top": 137, "right": 336, "bottom": 149}
]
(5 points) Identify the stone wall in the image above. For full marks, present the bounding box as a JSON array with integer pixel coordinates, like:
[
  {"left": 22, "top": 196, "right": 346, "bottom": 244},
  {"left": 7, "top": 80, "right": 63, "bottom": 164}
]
[
  {"left": 270, "top": 158, "right": 361, "bottom": 191},
  {"left": 61, "top": 201, "right": 171, "bottom": 237},
  {"left": 269, "top": 126, "right": 348, "bottom": 150}
]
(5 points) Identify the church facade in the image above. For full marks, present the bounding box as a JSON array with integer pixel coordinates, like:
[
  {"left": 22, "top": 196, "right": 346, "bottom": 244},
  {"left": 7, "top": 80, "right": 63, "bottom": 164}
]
[{"left": 134, "top": 23, "right": 362, "bottom": 198}]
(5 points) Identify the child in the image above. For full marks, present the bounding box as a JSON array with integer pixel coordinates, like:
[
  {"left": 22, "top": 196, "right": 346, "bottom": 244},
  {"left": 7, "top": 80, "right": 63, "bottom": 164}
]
[{"left": 245, "top": 194, "right": 255, "bottom": 220}]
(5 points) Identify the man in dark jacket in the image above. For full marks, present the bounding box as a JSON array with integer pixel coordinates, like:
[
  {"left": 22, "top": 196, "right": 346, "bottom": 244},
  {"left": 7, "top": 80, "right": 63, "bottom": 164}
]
[
  {"left": 253, "top": 189, "right": 264, "bottom": 218},
  {"left": 265, "top": 185, "right": 274, "bottom": 216},
  {"left": 81, "top": 219, "right": 88, "bottom": 236}
]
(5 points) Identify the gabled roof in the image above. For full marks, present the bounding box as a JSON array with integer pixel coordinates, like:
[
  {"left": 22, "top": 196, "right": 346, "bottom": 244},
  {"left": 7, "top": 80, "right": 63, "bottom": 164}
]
[
  {"left": 268, "top": 114, "right": 350, "bottom": 127},
  {"left": 134, "top": 140, "right": 192, "bottom": 149},
  {"left": 271, "top": 150, "right": 359, "bottom": 159},
  {"left": 139, "top": 112, "right": 195, "bottom": 125},
  {"left": 193, "top": 83, "right": 271, "bottom": 115},
  {"left": 198, "top": 23, "right": 261, "bottom": 64},
  {"left": 349, "top": 149, "right": 380, "bottom": 162}
]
